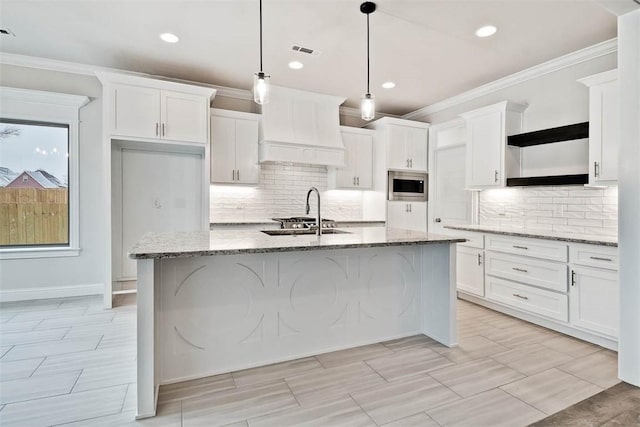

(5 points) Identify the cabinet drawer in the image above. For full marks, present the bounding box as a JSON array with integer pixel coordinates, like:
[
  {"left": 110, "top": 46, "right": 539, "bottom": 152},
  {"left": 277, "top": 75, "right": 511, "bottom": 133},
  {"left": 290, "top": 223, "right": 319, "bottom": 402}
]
[
  {"left": 485, "top": 235, "right": 568, "bottom": 262},
  {"left": 486, "top": 251, "right": 568, "bottom": 293},
  {"left": 570, "top": 244, "right": 618, "bottom": 270},
  {"left": 487, "top": 276, "right": 568, "bottom": 322},
  {"left": 456, "top": 232, "right": 484, "bottom": 249}
]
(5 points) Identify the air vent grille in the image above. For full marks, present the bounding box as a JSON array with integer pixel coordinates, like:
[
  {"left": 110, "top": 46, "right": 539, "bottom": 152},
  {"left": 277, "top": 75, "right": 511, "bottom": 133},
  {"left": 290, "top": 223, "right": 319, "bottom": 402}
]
[{"left": 291, "top": 45, "right": 321, "bottom": 56}]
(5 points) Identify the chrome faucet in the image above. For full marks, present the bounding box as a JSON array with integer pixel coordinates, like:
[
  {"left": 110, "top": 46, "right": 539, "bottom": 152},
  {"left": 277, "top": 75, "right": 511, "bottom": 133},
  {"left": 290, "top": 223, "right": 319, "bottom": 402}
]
[{"left": 305, "top": 187, "right": 322, "bottom": 236}]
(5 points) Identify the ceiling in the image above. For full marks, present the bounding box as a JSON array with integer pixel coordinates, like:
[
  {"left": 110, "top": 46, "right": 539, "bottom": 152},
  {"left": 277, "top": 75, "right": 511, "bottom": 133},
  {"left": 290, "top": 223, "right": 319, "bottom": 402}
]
[{"left": 0, "top": 0, "right": 618, "bottom": 116}]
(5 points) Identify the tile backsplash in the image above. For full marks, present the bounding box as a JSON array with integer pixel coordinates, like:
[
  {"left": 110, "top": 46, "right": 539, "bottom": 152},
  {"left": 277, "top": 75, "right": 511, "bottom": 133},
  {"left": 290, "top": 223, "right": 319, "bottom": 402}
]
[
  {"left": 210, "top": 163, "right": 364, "bottom": 222},
  {"left": 479, "top": 186, "right": 618, "bottom": 237}
]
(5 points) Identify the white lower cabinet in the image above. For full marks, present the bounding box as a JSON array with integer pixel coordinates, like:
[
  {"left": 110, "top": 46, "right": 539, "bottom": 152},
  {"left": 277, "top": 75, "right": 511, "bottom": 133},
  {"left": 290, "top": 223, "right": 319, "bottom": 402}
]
[
  {"left": 456, "top": 246, "right": 484, "bottom": 297},
  {"left": 387, "top": 201, "right": 427, "bottom": 232},
  {"left": 570, "top": 265, "right": 619, "bottom": 338}
]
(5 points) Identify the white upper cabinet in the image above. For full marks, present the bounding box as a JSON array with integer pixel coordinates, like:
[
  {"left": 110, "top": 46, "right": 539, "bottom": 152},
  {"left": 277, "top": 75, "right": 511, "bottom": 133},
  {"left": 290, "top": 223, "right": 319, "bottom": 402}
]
[
  {"left": 97, "top": 71, "right": 215, "bottom": 144},
  {"left": 578, "top": 70, "right": 619, "bottom": 185},
  {"left": 460, "top": 101, "right": 526, "bottom": 189},
  {"left": 367, "top": 117, "right": 430, "bottom": 172},
  {"left": 330, "top": 127, "right": 374, "bottom": 189},
  {"left": 210, "top": 109, "right": 260, "bottom": 185}
]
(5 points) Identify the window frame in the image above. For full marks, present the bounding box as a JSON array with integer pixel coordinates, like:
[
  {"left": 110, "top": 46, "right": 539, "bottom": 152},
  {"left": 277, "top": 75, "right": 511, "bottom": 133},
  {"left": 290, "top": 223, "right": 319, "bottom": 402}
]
[{"left": 0, "top": 87, "right": 89, "bottom": 259}]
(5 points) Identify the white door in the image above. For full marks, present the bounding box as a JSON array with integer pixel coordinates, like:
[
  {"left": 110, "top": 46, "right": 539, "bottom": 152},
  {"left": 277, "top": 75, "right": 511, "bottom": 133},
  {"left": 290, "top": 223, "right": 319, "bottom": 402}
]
[
  {"left": 210, "top": 116, "right": 236, "bottom": 183},
  {"left": 570, "top": 266, "right": 619, "bottom": 337},
  {"left": 387, "top": 201, "right": 409, "bottom": 230},
  {"left": 120, "top": 148, "right": 203, "bottom": 278},
  {"left": 467, "top": 110, "right": 503, "bottom": 187},
  {"left": 336, "top": 133, "right": 358, "bottom": 188},
  {"left": 431, "top": 145, "right": 471, "bottom": 233},
  {"left": 591, "top": 81, "right": 619, "bottom": 183},
  {"left": 405, "top": 127, "right": 428, "bottom": 171},
  {"left": 111, "top": 84, "right": 160, "bottom": 139},
  {"left": 387, "top": 126, "right": 408, "bottom": 170},
  {"left": 457, "top": 246, "right": 484, "bottom": 296},
  {"left": 406, "top": 202, "right": 427, "bottom": 232},
  {"left": 355, "top": 134, "right": 373, "bottom": 189},
  {"left": 234, "top": 118, "right": 260, "bottom": 185},
  {"left": 161, "top": 91, "right": 208, "bottom": 143}
]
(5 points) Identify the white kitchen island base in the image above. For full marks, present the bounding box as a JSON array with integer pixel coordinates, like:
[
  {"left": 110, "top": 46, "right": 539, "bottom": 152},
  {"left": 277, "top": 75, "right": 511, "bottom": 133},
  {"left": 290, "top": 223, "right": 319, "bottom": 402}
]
[{"left": 130, "top": 228, "right": 462, "bottom": 418}]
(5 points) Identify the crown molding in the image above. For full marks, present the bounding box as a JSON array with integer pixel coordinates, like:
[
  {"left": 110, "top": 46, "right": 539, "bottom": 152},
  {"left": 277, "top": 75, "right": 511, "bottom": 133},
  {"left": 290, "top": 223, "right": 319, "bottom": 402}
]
[
  {"left": 402, "top": 38, "right": 618, "bottom": 121},
  {"left": 338, "top": 105, "right": 400, "bottom": 120},
  {"left": 0, "top": 52, "right": 251, "bottom": 100}
]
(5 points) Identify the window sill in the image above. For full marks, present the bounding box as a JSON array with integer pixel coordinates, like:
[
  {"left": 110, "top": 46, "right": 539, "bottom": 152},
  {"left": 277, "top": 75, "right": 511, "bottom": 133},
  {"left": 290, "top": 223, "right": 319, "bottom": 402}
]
[{"left": 0, "top": 247, "right": 81, "bottom": 260}]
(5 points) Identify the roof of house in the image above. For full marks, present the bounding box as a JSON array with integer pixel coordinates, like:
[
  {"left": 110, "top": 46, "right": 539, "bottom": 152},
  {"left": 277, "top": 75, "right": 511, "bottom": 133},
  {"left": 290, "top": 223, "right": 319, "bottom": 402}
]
[
  {"left": 0, "top": 167, "right": 18, "bottom": 187},
  {"left": 5, "top": 169, "right": 67, "bottom": 188}
]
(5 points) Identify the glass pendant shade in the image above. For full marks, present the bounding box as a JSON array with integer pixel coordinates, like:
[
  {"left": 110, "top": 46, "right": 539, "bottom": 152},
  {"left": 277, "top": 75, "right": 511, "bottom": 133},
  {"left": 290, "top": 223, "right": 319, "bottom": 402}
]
[
  {"left": 361, "top": 93, "right": 375, "bottom": 121},
  {"left": 253, "top": 72, "right": 270, "bottom": 105}
]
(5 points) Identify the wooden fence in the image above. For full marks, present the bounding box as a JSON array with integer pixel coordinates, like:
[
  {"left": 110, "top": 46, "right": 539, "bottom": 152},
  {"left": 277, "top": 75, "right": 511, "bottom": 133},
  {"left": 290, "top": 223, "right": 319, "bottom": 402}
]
[{"left": 0, "top": 188, "right": 69, "bottom": 246}]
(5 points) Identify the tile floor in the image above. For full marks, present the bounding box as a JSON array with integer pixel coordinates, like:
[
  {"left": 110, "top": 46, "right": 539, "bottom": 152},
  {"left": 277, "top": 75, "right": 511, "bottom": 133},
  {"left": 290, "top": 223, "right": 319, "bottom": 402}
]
[{"left": 0, "top": 294, "right": 619, "bottom": 426}]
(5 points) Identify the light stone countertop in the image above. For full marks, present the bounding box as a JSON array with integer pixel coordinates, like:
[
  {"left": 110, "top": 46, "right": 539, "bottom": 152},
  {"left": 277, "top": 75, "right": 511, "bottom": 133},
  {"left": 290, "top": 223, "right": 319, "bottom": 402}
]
[
  {"left": 209, "top": 219, "right": 386, "bottom": 226},
  {"left": 445, "top": 224, "right": 618, "bottom": 247},
  {"left": 128, "top": 227, "right": 465, "bottom": 259}
]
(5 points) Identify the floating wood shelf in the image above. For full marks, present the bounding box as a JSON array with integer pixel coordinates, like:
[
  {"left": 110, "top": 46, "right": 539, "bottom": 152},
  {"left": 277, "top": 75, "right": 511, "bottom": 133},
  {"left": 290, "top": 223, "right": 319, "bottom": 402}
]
[
  {"left": 507, "top": 122, "right": 589, "bottom": 147},
  {"left": 506, "top": 174, "right": 589, "bottom": 187}
]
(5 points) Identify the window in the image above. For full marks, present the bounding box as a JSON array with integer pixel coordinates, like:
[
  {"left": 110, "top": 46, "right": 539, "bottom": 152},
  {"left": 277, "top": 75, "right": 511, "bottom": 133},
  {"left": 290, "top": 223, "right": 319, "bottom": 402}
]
[
  {"left": 0, "top": 87, "right": 88, "bottom": 259},
  {"left": 1, "top": 120, "right": 70, "bottom": 247}
]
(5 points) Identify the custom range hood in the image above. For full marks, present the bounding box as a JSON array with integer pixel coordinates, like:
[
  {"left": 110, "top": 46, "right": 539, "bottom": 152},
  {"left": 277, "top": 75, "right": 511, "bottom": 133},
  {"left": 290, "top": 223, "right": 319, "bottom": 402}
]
[{"left": 259, "top": 85, "right": 346, "bottom": 167}]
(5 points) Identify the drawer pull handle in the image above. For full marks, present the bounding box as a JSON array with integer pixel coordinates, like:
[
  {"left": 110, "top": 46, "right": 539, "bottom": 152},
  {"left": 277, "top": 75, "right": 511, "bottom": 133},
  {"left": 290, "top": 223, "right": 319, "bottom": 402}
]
[
  {"left": 589, "top": 256, "right": 613, "bottom": 262},
  {"left": 477, "top": 253, "right": 482, "bottom": 266},
  {"left": 571, "top": 270, "right": 576, "bottom": 287},
  {"left": 513, "top": 293, "right": 529, "bottom": 300},
  {"left": 512, "top": 267, "right": 528, "bottom": 273},
  {"left": 513, "top": 245, "right": 529, "bottom": 250}
]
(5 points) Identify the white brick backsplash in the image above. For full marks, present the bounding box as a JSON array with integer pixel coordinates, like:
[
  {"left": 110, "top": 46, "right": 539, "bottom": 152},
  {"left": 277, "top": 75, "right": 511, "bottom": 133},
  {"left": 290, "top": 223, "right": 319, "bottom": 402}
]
[
  {"left": 210, "top": 163, "right": 364, "bottom": 222},
  {"left": 480, "top": 186, "right": 618, "bottom": 237}
]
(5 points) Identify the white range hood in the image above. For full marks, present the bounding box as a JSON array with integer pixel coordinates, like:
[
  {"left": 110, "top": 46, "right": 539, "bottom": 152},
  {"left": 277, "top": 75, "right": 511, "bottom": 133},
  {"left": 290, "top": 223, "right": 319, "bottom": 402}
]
[{"left": 259, "top": 85, "right": 346, "bottom": 167}]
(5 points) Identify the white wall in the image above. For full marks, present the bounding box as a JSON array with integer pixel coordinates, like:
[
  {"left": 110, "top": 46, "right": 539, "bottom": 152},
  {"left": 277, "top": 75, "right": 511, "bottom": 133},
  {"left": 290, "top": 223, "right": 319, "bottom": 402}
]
[
  {"left": 617, "top": 8, "right": 640, "bottom": 387},
  {"left": 0, "top": 64, "right": 107, "bottom": 300}
]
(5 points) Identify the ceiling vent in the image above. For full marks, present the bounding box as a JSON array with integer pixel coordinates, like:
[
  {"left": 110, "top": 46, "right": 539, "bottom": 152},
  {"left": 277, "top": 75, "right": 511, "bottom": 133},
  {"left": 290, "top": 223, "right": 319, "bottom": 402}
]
[
  {"left": 291, "top": 45, "right": 322, "bottom": 57},
  {"left": 0, "top": 28, "right": 16, "bottom": 37}
]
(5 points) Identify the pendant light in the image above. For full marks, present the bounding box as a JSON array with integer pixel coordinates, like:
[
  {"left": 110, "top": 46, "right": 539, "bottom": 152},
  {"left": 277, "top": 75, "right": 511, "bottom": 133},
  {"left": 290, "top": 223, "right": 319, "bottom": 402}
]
[
  {"left": 253, "top": 0, "right": 270, "bottom": 104},
  {"left": 360, "top": 2, "right": 376, "bottom": 121}
]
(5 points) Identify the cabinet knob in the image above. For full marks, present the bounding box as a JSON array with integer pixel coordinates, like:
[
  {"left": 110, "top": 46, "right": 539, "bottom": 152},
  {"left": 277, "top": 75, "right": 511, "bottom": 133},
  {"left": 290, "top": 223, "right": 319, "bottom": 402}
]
[{"left": 434, "top": 218, "right": 442, "bottom": 223}]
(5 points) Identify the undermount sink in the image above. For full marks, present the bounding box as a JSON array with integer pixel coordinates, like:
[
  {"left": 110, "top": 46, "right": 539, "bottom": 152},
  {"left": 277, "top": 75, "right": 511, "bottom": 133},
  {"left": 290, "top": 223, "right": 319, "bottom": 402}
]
[{"left": 261, "top": 229, "right": 351, "bottom": 236}]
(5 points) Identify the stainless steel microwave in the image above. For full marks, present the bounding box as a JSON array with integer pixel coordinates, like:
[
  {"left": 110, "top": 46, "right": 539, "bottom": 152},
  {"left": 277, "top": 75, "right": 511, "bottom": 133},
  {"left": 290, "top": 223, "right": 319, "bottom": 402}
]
[{"left": 388, "top": 170, "right": 428, "bottom": 201}]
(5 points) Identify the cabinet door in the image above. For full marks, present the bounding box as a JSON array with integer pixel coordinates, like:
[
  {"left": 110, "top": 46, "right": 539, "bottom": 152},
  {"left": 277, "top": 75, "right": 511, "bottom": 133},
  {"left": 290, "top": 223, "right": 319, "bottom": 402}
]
[
  {"left": 111, "top": 84, "right": 160, "bottom": 139},
  {"left": 457, "top": 246, "right": 484, "bottom": 296},
  {"left": 570, "top": 266, "right": 619, "bottom": 337},
  {"left": 210, "top": 116, "right": 236, "bottom": 183},
  {"left": 335, "top": 133, "right": 358, "bottom": 188},
  {"left": 406, "top": 202, "right": 427, "bottom": 232},
  {"left": 161, "top": 91, "right": 209, "bottom": 143},
  {"left": 405, "top": 127, "right": 428, "bottom": 171},
  {"left": 590, "top": 81, "right": 619, "bottom": 183},
  {"left": 466, "top": 110, "right": 503, "bottom": 187},
  {"left": 387, "top": 201, "right": 409, "bottom": 230},
  {"left": 355, "top": 134, "right": 373, "bottom": 188},
  {"left": 234, "top": 118, "right": 260, "bottom": 185},
  {"left": 387, "top": 126, "right": 408, "bottom": 170}
]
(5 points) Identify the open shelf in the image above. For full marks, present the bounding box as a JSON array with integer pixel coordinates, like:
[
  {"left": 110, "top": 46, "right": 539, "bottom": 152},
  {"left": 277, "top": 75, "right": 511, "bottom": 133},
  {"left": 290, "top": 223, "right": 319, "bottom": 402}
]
[
  {"left": 506, "top": 174, "right": 589, "bottom": 187},
  {"left": 508, "top": 122, "right": 589, "bottom": 147}
]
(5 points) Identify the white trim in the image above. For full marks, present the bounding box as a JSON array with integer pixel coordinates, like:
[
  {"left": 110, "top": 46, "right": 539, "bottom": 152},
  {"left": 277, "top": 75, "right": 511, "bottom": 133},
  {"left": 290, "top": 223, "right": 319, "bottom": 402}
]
[
  {"left": 577, "top": 68, "right": 618, "bottom": 87},
  {"left": 95, "top": 71, "right": 216, "bottom": 99},
  {"left": 0, "top": 87, "right": 87, "bottom": 259},
  {"left": 0, "top": 283, "right": 103, "bottom": 302},
  {"left": 403, "top": 38, "right": 618, "bottom": 120},
  {"left": 338, "top": 105, "right": 399, "bottom": 120}
]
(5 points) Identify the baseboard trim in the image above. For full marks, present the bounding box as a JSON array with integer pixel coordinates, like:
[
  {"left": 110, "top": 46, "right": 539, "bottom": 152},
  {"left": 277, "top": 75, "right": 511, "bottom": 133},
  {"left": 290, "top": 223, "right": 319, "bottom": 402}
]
[{"left": 0, "top": 283, "right": 103, "bottom": 302}]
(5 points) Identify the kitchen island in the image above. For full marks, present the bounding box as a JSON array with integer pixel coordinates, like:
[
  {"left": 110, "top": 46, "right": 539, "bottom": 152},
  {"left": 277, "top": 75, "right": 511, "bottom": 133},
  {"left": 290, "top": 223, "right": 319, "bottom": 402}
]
[{"left": 128, "top": 227, "right": 465, "bottom": 418}]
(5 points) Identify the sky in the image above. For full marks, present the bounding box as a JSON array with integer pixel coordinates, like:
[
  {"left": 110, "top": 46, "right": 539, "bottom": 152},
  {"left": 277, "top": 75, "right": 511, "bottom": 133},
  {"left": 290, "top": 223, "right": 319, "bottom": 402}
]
[{"left": 0, "top": 122, "right": 69, "bottom": 181}]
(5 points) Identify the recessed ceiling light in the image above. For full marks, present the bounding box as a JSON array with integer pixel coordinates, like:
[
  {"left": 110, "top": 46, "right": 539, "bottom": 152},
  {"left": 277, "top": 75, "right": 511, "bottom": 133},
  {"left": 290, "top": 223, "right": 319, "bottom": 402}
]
[
  {"left": 382, "top": 82, "right": 396, "bottom": 89},
  {"left": 159, "top": 33, "right": 179, "bottom": 43},
  {"left": 288, "top": 61, "right": 304, "bottom": 70},
  {"left": 475, "top": 25, "right": 497, "bottom": 38}
]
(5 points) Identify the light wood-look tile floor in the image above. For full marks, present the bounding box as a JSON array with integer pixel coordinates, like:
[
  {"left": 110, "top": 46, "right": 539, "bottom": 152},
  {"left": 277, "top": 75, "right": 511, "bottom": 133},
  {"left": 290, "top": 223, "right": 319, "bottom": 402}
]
[{"left": 0, "top": 294, "right": 619, "bottom": 426}]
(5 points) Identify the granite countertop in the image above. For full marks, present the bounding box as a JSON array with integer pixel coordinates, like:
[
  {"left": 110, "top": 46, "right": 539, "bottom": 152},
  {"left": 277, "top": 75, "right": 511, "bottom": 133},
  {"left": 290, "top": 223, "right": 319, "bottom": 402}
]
[
  {"left": 209, "top": 219, "right": 386, "bottom": 226},
  {"left": 129, "top": 227, "right": 465, "bottom": 259},
  {"left": 445, "top": 224, "right": 618, "bottom": 247}
]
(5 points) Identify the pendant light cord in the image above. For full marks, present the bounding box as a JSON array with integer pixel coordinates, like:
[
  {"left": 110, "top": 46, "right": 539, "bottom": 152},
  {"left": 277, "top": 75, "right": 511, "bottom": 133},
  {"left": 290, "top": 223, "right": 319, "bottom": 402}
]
[
  {"left": 259, "top": 0, "right": 263, "bottom": 72},
  {"left": 366, "top": 12, "right": 370, "bottom": 94}
]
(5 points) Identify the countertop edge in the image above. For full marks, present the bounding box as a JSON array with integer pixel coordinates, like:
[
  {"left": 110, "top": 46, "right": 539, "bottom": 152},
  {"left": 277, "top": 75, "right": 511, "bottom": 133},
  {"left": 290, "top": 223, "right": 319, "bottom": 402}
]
[
  {"left": 129, "top": 237, "right": 466, "bottom": 260},
  {"left": 445, "top": 225, "right": 618, "bottom": 247}
]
